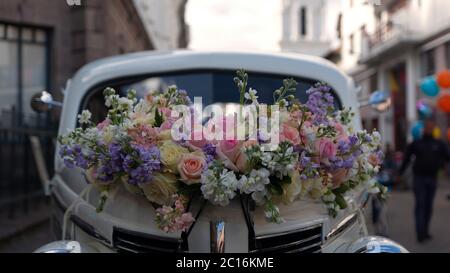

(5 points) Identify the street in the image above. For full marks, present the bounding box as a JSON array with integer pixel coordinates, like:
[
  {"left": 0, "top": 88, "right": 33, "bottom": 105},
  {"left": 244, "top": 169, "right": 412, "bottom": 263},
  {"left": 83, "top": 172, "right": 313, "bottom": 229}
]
[{"left": 383, "top": 178, "right": 450, "bottom": 253}]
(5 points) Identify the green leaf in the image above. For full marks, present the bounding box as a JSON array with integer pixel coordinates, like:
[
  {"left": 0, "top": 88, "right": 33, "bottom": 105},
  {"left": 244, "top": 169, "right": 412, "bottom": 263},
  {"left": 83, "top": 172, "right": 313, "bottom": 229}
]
[
  {"left": 268, "top": 182, "right": 283, "bottom": 196},
  {"left": 153, "top": 108, "right": 164, "bottom": 127},
  {"left": 177, "top": 182, "right": 201, "bottom": 197},
  {"left": 335, "top": 193, "right": 348, "bottom": 210},
  {"left": 333, "top": 184, "right": 350, "bottom": 194}
]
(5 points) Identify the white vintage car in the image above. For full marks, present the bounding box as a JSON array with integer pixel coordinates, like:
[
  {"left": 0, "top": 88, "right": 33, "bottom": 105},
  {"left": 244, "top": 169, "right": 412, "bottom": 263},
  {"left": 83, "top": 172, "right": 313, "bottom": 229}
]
[{"left": 34, "top": 51, "right": 407, "bottom": 253}]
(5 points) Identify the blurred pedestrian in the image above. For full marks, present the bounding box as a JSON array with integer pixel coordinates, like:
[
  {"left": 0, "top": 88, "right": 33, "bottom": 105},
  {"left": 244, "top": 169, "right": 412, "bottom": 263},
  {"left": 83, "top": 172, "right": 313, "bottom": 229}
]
[{"left": 397, "top": 120, "right": 450, "bottom": 243}]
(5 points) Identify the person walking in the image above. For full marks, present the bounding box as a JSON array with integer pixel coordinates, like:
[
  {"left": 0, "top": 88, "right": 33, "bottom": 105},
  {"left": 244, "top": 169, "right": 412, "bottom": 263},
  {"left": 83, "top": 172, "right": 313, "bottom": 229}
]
[{"left": 397, "top": 120, "right": 450, "bottom": 243}]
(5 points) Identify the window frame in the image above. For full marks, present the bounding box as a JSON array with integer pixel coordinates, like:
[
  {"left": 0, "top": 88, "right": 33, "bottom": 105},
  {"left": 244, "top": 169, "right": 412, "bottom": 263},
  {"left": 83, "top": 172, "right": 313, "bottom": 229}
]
[
  {"left": 0, "top": 21, "right": 52, "bottom": 127},
  {"left": 77, "top": 69, "right": 343, "bottom": 126}
]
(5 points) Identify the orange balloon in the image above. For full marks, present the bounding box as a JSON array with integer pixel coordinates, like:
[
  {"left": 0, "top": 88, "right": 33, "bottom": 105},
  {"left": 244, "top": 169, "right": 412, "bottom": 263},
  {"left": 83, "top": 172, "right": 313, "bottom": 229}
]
[
  {"left": 437, "top": 70, "right": 450, "bottom": 89},
  {"left": 437, "top": 93, "right": 450, "bottom": 113}
]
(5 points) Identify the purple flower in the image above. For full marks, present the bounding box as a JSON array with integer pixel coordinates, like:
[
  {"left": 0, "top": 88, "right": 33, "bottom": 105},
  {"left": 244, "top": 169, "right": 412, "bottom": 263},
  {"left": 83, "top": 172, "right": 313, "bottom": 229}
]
[
  {"left": 306, "top": 84, "right": 335, "bottom": 125},
  {"left": 337, "top": 140, "right": 351, "bottom": 154},
  {"left": 203, "top": 143, "right": 217, "bottom": 164},
  {"left": 299, "top": 156, "right": 311, "bottom": 168},
  {"left": 348, "top": 135, "right": 359, "bottom": 146},
  {"left": 122, "top": 145, "right": 161, "bottom": 185},
  {"left": 60, "top": 144, "right": 92, "bottom": 170}
]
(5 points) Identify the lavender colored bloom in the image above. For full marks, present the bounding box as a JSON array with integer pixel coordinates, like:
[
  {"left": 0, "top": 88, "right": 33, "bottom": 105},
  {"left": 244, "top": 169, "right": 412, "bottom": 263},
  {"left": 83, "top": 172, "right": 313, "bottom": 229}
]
[
  {"left": 342, "top": 156, "right": 356, "bottom": 169},
  {"left": 60, "top": 144, "right": 92, "bottom": 170},
  {"left": 329, "top": 156, "right": 343, "bottom": 170},
  {"left": 337, "top": 140, "right": 351, "bottom": 154},
  {"left": 122, "top": 145, "right": 161, "bottom": 185},
  {"left": 306, "top": 84, "right": 335, "bottom": 125},
  {"left": 203, "top": 143, "right": 217, "bottom": 164},
  {"left": 364, "top": 135, "right": 373, "bottom": 143},
  {"left": 63, "top": 158, "right": 75, "bottom": 169},
  {"left": 94, "top": 142, "right": 126, "bottom": 182},
  {"left": 348, "top": 135, "right": 359, "bottom": 146},
  {"left": 299, "top": 156, "right": 311, "bottom": 168}
]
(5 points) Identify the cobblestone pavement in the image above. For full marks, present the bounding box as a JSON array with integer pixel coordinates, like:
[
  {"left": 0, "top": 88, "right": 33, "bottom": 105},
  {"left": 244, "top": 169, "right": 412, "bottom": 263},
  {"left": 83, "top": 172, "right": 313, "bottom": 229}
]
[{"left": 383, "top": 179, "right": 450, "bottom": 253}]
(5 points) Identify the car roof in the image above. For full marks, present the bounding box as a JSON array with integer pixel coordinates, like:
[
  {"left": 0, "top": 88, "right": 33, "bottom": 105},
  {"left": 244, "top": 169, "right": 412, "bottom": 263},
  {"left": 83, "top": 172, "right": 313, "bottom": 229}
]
[
  {"left": 73, "top": 50, "right": 353, "bottom": 93},
  {"left": 60, "top": 50, "right": 360, "bottom": 134}
]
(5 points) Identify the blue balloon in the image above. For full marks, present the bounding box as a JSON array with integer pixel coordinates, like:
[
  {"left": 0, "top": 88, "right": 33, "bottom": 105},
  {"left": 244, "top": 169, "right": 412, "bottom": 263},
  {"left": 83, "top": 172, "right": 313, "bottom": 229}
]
[
  {"left": 420, "top": 76, "right": 440, "bottom": 97},
  {"left": 418, "top": 104, "right": 433, "bottom": 120},
  {"left": 411, "top": 121, "right": 424, "bottom": 140}
]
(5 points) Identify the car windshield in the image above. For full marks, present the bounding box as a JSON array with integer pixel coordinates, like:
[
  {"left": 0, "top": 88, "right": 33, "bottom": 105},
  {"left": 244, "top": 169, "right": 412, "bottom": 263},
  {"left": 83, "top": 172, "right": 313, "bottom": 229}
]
[{"left": 82, "top": 70, "right": 341, "bottom": 124}]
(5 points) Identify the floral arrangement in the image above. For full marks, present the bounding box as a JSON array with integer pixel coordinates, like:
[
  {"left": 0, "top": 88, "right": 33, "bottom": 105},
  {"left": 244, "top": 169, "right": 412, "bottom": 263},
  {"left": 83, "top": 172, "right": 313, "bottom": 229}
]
[{"left": 59, "top": 70, "right": 385, "bottom": 233}]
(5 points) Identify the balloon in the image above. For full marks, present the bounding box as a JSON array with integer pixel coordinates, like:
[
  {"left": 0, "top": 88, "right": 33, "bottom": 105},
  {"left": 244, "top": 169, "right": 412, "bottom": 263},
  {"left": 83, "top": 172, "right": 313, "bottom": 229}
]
[
  {"left": 433, "top": 127, "right": 441, "bottom": 139},
  {"left": 437, "top": 70, "right": 450, "bottom": 89},
  {"left": 420, "top": 76, "right": 440, "bottom": 97},
  {"left": 437, "top": 93, "right": 450, "bottom": 113},
  {"left": 416, "top": 99, "right": 433, "bottom": 119},
  {"left": 411, "top": 121, "right": 424, "bottom": 140}
]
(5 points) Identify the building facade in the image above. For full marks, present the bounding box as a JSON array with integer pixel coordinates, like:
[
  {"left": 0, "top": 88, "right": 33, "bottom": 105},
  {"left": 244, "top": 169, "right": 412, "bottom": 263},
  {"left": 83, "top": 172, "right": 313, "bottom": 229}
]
[
  {"left": 134, "top": 0, "right": 189, "bottom": 50},
  {"left": 281, "top": 0, "right": 450, "bottom": 152},
  {"left": 0, "top": 0, "right": 153, "bottom": 128}
]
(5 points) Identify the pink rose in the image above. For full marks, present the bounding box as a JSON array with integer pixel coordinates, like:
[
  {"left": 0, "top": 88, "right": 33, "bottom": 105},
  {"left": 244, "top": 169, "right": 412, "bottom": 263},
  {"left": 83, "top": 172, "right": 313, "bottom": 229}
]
[
  {"left": 159, "top": 116, "right": 178, "bottom": 130},
  {"left": 333, "top": 122, "right": 348, "bottom": 141},
  {"left": 315, "top": 138, "right": 337, "bottom": 162},
  {"left": 159, "top": 107, "right": 172, "bottom": 118},
  {"left": 127, "top": 124, "right": 158, "bottom": 148},
  {"left": 235, "top": 140, "right": 258, "bottom": 173},
  {"left": 332, "top": 169, "right": 349, "bottom": 188},
  {"left": 368, "top": 153, "right": 382, "bottom": 167},
  {"left": 188, "top": 130, "right": 208, "bottom": 149},
  {"left": 216, "top": 139, "right": 243, "bottom": 172},
  {"left": 205, "top": 116, "right": 235, "bottom": 141},
  {"left": 280, "top": 124, "right": 301, "bottom": 146},
  {"left": 218, "top": 139, "right": 242, "bottom": 162},
  {"left": 178, "top": 153, "right": 206, "bottom": 184},
  {"left": 97, "top": 119, "right": 111, "bottom": 130}
]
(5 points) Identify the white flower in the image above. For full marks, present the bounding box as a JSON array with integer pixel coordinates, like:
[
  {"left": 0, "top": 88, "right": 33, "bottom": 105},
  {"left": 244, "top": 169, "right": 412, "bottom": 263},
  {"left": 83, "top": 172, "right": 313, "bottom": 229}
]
[
  {"left": 251, "top": 190, "right": 268, "bottom": 205},
  {"left": 105, "top": 94, "right": 118, "bottom": 108},
  {"left": 322, "top": 192, "right": 336, "bottom": 202},
  {"left": 201, "top": 168, "right": 239, "bottom": 207},
  {"left": 244, "top": 88, "right": 259, "bottom": 104},
  {"left": 118, "top": 97, "right": 134, "bottom": 112},
  {"left": 238, "top": 168, "right": 271, "bottom": 195},
  {"left": 78, "top": 110, "right": 92, "bottom": 124}
]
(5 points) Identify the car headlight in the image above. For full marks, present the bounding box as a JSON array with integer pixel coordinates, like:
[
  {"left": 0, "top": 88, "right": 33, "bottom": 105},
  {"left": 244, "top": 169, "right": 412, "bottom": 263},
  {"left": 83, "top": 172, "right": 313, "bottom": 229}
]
[
  {"left": 34, "top": 241, "right": 83, "bottom": 253},
  {"left": 347, "top": 236, "right": 409, "bottom": 253}
]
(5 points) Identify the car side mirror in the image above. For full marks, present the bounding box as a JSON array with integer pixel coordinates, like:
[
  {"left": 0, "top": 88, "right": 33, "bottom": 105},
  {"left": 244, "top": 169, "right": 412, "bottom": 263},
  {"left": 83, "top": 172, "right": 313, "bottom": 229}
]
[
  {"left": 360, "top": 90, "right": 391, "bottom": 113},
  {"left": 30, "top": 91, "right": 63, "bottom": 113}
]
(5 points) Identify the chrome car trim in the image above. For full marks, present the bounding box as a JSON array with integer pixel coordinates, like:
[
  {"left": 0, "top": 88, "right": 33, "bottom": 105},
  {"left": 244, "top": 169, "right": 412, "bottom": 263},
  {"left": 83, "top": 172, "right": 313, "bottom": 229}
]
[
  {"left": 250, "top": 234, "right": 322, "bottom": 253},
  {"left": 255, "top": 223, "right": 323, "bottom": 240},
  {"left": 285, "top": 241, "right": 323, "bottom": 253},
  {"left": 210, "top": 220, "right": 226, "bottom": 253},
  {"left": 325, "top": 212, "right": 358, "bottom": 242}
]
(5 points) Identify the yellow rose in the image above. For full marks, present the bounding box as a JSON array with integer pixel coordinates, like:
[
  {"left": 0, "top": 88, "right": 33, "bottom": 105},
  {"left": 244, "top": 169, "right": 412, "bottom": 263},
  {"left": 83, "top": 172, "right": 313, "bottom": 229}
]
[
  {"left": 132, "top": 111, "right": 154, "bottom": 127},
  {"left": 157, "top": 129, "right": 173, "bottom": 142},
  {"left": 102, "top": 127, "right": 114, "bottom": 144},
  {"left": 121, "top": 176, "right": 142, "bottom": 195},
  {"left": 300, "top": 177, "right": 327, "bottom": 199},
  {"left": 139, "top": 172, "right": 178, "bottom": 206},
  {"left": 159, "top": 140, "right": 189, "bottom": 173},
  {"left": 280, "top": 171, "right": 303, "bottom": 205}
]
